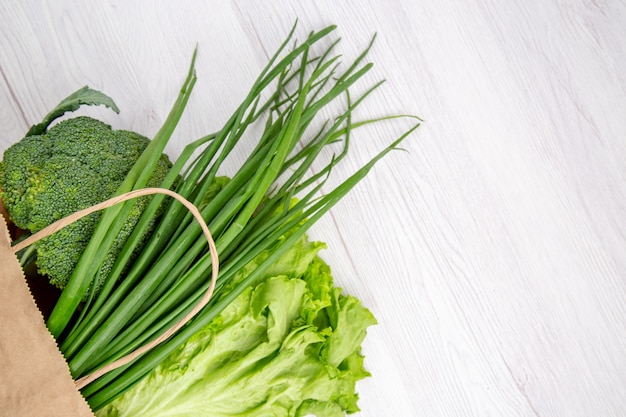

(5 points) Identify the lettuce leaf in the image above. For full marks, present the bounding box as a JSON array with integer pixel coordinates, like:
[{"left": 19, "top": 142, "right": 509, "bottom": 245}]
[{"left": 96, "top": 235, "right": 376, "bottom": 417}]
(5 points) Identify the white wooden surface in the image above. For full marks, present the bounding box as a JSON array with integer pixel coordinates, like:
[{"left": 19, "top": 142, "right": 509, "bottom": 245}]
[{"left": 1, "top": 1, "right": 625, "bottom": 416}]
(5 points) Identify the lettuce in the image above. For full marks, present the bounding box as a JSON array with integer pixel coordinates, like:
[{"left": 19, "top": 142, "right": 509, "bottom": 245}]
[{"left": 96, "top": 235, "right": 376, "bottom": 417}]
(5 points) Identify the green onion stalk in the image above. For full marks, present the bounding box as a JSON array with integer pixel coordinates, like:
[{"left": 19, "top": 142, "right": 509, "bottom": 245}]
[{"left": 47, "top": 23, "right": 419, "bottom": 410}]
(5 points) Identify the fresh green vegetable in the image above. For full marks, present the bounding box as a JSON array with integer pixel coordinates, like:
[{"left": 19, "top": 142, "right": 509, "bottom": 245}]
[
  {"left": 5, "top": 23, "right": 417, "bottom": 412},
  {"left": 46, "top": 50, "right": 198, "bottom": 337},
  {"left": 0, "top": 113, "right": 174, "bottom": 293},
  {"left": 77, "top": 24, "right": 416, "bottom": 409},
  {"left": 95, "top": 233, "right": 376, "bottom": 417}
]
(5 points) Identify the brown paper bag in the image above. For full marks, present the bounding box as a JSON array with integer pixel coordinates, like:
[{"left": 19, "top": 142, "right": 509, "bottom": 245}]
[
  {"left": 0, "top": 188, "right": 217, "bottom": 416},
  {"left": 0, "top": 213, "right": 95, "bottom": 416}
]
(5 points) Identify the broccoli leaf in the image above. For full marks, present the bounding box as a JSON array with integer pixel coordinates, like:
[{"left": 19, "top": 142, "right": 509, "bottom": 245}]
[{"left": 26, "top": 86, "right": 120, "bottom": 136}]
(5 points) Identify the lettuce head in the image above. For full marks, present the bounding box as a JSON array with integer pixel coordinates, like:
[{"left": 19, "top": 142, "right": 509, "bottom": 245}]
[{"left": 96, "top": 235, "right": 376, "bottom": 417}]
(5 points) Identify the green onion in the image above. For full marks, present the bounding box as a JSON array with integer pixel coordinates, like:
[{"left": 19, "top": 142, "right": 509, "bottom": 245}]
[
  {"left": 49, "top": 22, "right": 419, "bottom": 409},
  {"left": 46, "top": 50, "right": 199, "bottom": 338}
]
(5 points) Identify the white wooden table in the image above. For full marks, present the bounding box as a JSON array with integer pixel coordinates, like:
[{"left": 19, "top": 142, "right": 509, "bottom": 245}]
[{"left": 1, "top": 1, "right": 625, "bottom": 416}]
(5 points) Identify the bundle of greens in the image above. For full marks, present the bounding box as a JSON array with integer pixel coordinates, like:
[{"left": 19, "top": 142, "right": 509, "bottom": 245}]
[{"left": 2, "top": 23, "right": 418, "bottom": 415}]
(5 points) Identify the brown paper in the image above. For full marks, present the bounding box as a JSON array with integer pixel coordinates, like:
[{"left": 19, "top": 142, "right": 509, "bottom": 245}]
[
  {"left": 0, "top": 187, "right": 217, "bottom": 415},
  {"left": 0, "top": 213, "right": 94, "bottom": 416}
]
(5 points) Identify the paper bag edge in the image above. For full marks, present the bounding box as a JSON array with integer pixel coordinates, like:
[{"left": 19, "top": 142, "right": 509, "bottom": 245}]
[{"left": 0, "top": 204, "right": 96, "bottom": 416}]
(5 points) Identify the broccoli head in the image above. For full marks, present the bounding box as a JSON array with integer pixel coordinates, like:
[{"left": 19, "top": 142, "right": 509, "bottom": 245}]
[{"left": 0, "top": 116, "right": 174, "bottom": 293}]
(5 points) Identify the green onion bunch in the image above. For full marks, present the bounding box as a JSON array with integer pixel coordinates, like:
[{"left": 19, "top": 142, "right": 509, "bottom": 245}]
[{"left": 44, "top": 23, "right": 418, "bottom": 409}]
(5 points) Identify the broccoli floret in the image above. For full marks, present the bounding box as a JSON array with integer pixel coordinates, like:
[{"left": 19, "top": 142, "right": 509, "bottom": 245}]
[{"left": 0, "top": 116, "right": 174, "bottom": 294}]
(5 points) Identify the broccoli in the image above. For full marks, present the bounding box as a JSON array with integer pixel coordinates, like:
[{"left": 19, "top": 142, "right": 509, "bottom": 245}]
[{"left": 0, "top": 115, "right": 174, "bottom": 294}]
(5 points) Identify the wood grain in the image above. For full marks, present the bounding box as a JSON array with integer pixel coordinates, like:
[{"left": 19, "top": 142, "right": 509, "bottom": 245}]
[{"left": 1, "top": 1, "right": 625, "bottom": 416}]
